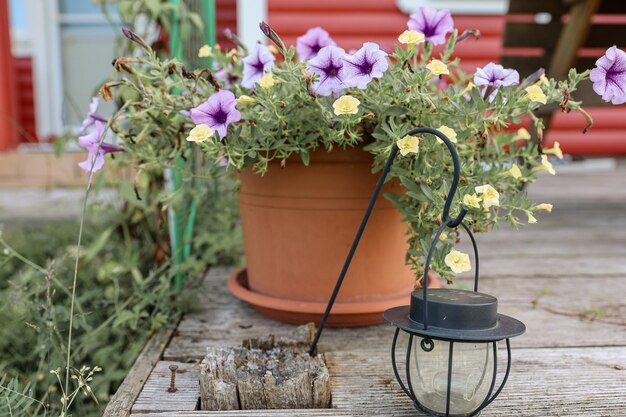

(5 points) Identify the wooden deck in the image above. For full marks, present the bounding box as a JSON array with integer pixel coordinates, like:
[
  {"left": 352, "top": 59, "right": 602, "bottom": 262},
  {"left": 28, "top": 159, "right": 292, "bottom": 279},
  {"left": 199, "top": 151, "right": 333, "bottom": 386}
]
[{"left": 106, "top": 162, "right": 626, "bottom": 416}]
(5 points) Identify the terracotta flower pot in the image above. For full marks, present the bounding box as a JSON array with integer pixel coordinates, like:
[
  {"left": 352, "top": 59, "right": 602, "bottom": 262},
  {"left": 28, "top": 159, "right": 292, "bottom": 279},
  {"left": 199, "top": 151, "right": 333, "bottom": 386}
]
[{"left": 228, "top": 146, "right": 424, "bottom": 327}]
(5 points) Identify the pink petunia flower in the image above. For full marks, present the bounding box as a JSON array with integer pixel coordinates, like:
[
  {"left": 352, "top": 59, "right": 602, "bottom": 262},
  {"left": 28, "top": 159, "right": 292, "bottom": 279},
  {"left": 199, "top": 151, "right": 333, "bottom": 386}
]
[
  {"left": 342, "top": 42, "right": 389, "bottom": 90},
  {"left": 77, "top": 121, "right": 122, "bottom": 172},
  {"left": 297, "top": 27, "right": 336, "bottom": 61},
  {"left": 307, "top": 45, "right": 349, "bottom": 97},
  {"left": 590, "top": 46, "right": 626, "bottom": 105},
  {"left": 407, "top": 7, "right": 454, "bottom": 46},
  {"left": 190, "top": 90, "right": 241, "bottom": 139},
  {"left": 241, "top": 44, "right": 275, "bottom": 89}
]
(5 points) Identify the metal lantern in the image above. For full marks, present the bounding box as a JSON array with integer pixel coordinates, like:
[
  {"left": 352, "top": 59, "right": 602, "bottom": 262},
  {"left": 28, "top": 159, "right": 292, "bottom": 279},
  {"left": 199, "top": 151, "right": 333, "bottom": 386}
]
[{"left": 309, "top": 127, "right": 525, "bottom": 417}]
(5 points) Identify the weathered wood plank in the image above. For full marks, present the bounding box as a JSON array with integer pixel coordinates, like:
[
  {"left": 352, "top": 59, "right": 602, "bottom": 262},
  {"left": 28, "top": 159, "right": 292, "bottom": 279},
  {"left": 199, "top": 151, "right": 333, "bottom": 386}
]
[
  {"left": 130, "top": 410, "right": 356, "bottom": 416},
  {"left": 132, "top": 361, "right": 200, "bottom": 414},
  {"left": 132, "top": 347, "right": 626, "bottom": 416},
  {"left": 164, "top": 265, "right": 626, "bottom": 360},
  {"left": 103, "top": 327, "right": 176, "bottom": 417},
  {"left": 199, "top": 337, "right": 330, "bottom": 411}
]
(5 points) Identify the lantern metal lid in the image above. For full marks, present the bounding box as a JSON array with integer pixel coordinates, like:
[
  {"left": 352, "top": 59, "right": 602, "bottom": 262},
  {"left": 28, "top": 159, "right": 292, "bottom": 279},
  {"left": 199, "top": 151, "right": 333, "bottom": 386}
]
[{"left": 384, "top": 288, "right": 525, "bottom": 342}]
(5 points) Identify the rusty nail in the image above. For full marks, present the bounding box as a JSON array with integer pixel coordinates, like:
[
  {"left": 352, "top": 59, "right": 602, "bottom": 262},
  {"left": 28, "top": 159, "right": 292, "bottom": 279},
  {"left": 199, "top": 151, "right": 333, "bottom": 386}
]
[{"left": 168, "top": 364, "right": 178, "bottom": 393}]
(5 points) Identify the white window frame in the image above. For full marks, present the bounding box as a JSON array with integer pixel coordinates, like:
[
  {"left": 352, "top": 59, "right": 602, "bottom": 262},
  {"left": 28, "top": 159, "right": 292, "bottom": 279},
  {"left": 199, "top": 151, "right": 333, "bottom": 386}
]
[
  {"left": 25, "top": 0, "right": 64, "bottom": 139},
  {"left": 237, "top": 0, "right": 267, "bottom": 48},
  {"left": 396, "top": 0, "right": 508, "bottom": 15}
]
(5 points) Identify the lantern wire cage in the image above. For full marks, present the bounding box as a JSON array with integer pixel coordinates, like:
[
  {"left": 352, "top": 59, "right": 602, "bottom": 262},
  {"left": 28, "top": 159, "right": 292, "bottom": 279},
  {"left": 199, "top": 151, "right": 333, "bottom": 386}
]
[{"left": 309, "top": 127, "right": 525, "bottom": 417}]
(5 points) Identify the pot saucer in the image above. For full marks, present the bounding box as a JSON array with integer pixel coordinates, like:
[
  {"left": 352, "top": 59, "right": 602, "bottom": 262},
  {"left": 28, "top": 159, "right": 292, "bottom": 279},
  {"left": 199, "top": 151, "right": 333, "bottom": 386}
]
[{"left": 227, "top": 268, "right": 416, "bottom": 328}]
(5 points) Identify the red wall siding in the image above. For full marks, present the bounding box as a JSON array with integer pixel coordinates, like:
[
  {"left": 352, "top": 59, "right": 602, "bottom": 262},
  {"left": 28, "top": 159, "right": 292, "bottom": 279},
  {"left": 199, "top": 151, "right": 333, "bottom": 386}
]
[
  {"left": 216, "top": 0, "right": 237, "bottom": 49},
  {"left": 14, "top": 57, "right": 37, "bottom": 143},
  {"left": 267, "top": 0, "right": 626, "bottom": 156}
]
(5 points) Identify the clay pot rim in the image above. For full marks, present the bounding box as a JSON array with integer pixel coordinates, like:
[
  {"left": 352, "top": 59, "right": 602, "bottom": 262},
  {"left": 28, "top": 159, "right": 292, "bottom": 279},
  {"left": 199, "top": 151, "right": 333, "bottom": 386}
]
[{"left": 227, "top": 268, "right": 412, "bottom": 315}]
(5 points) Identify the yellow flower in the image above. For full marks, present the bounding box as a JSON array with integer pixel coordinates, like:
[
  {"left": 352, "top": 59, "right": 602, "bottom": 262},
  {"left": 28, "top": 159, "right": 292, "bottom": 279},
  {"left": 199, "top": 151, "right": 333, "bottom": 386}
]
[
  {"left": 539, "top": 73, "right": 550, "bottom": 86},
  {"left": 398, "top": 30, "right": 425, "bottom": 45},
  {"left": 397, "top": 135, "right": 420, "bottom": 156},
  {"left": 544, "top": 142, "right": 563, "bottom": 159},
  {"left": 436, "top": 125, "right": 457, "bottom": 144},
  {"left": 444, "top": 250, "right": 472, "bottom": 274},
  {"left": 525, "top": 85, "right": 547, "bottom": 104},
  {"left": 439, "top": 233, "right": 448, "bottom": 241},
  {"left": 198, "top": 44, "right": 212, "bottom": 58},
  {"left": 460, "top": 81, "right": 475, "bottom": 96},
  {"left": 258, "top": 72, "right": 276, "bottom": 89},
  {"left": 538, "top": 155, "right": 556, "bottom": 175},
  {"left": 515, "top": 128, "right": 531, "bottom": 140},
  {"left": 186, "top": 124, "right": 214, "bottom": 143},
  {"left": 463, "top": 193, "right": 481, "bottom": 209},
  {"left": 268, "top": 45, "right": 279, "bottom": 54},
  {"left": 475, "top": 184, "right": 500, "bottom": 208},
  {"left": 333, "top": 95, "right": 360, "bottom": 115},
  {"left": 227, "top": 48, "right": 239, "bottom": 61},
  {"left": 527, "top": 213, "right": 538, "bottom": 224},
  {"left": 536, "top": 203, "right": 553, "bottom": 212},
  {"left": 426, "top": 59, "right": 449, "bottom": 76},
  {"left": 504, "top": 164, "right": 522, "bottom": 179},
  {"left": 237, "top": 95, "right": 256, "bottom": 104}
]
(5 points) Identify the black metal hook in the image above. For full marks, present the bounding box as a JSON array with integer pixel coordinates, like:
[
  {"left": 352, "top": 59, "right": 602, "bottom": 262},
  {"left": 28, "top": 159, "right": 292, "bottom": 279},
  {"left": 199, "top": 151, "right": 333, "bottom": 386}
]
[{"left": 309, "top": 127, "right": 465, "bottom": 355}]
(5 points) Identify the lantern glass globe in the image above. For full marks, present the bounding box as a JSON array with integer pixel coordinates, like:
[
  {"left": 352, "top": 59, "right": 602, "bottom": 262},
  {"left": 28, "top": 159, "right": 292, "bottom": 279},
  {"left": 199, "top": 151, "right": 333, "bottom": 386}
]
[{"left": 410, "top": 338, "right": 494, "bottom": 416}]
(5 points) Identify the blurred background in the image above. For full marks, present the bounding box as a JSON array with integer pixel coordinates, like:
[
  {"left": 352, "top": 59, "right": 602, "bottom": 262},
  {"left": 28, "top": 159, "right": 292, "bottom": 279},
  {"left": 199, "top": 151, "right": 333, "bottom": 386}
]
[
  {"left": 0, "top": 1, "right": 624, "bottom": 415},
  {"left": 2, "top": 0, "right": 626, "bottom": 163}
]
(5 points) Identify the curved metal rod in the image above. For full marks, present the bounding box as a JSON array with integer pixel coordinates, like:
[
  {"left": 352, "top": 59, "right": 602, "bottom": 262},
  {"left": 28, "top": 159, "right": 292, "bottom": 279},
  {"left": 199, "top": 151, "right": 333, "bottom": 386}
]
[
  {"left": 309, "top": 127, "right": 464, "bottom": 354},
  {"left": 308, "top": 144, "right": 399, "bottom": 356},
  {"left": 472, "top": 338, "right": 512, "bottom": 415},
  {"left": 445, "top": 341, "right": 455, "bottom": 416},
  {"left": 402, "top": 127, "right": 463, "bottom": 224},
  {"left": 421, "top": 222, "right": 450, "bottom": 330},
  {"left": 405, "top": 334, "right": 419, "bottom": 403},
  {"left": 460, "top": 221, "right": 480, "bottom": 292},
  {"left": 391, "top": 328, "right": 412, "bottom": 398},
  {"left": 470, "top": 341, "right": 499, "bottom": 417}
]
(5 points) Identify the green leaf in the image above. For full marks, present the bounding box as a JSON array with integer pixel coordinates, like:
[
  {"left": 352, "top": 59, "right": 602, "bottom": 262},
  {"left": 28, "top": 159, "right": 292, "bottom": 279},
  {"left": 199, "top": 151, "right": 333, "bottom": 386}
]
[
  {"left": 385, "top": 106, "right": 408, "bottom": 117},
  {"left": 188, "top": 12, "right": 204, "bottom": 30},
  {"left": 300, "top": 150, "right": 310, "bottom": 166},
  {"left": 399, "top": 176, "right": 419, "bottom": 192},
  {"left": 144, "top": 0, "right": 162, "bottom": 16},
  {"left": 112, "top": 310, "right": 136, "bottom": 329},
  {"left": 84, "top": 227, "right": 114, "bottom": 261},
  {"left": 419, "top": 182, "right": 435, "bottom": 201}
]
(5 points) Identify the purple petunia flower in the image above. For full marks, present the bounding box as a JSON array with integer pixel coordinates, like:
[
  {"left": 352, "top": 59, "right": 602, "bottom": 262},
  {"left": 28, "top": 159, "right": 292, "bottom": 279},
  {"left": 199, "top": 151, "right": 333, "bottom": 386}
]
[
  {"left": 342, "top": 42, "right": 389, "bottom": 89},
  {"left": 241, "top": 44, "right": 275, "bottom": 89},
  {"left": 307, "top": 45, "right": 349, "bottom": 96},
  {"left": 297, "top": 27, "right": 336, "bottom": 61},
  {"left": 77, "top": 121, "right": 122, "bottom": 172},
  {"left": 190, "top": 90, "right": 241, "bottom": 139},
  {"left": 473, "top": 63, "right": 519, "bottom": 87},
  {"left": 407, "top": 7, "right": 454, "bottom": 46},
  {"left": 590, "top": 46, "right": 626, "bottom": 105},
  {"left": 79, "top": 97, "right": 108, "bottom": 135}
]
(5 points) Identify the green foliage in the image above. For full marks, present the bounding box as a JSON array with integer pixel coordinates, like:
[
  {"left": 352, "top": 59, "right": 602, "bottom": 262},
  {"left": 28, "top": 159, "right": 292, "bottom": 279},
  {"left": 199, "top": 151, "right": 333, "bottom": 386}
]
[
  {"left": 0, "top": 171, "right": 241, "bottom": 416},
  {"left": 0, "top": 376, "right": 46, "bottom": 417},
  {"left": 107, "top": 23, "right": 592, "bottom": 282}
]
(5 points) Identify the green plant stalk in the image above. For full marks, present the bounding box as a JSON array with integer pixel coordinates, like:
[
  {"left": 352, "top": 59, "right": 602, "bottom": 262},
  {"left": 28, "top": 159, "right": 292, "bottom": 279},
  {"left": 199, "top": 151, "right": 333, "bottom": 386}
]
[{"left": 63, "top": 104, "right": 128, "bottom": 415}]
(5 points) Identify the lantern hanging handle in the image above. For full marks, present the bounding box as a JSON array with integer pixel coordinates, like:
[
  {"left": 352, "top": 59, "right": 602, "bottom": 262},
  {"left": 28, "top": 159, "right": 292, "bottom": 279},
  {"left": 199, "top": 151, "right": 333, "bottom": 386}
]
[
  {"left": 309, "top": 127, "right": 463, "bottom": 356},
  {"left": 460, "top": 221, "right": 480, "bottom": 292}
]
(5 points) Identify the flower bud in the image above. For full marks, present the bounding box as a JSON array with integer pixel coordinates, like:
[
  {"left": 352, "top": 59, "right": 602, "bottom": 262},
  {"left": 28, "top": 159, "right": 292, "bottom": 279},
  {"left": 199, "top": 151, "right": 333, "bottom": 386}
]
[
  {"left": 259, "top": 21, "right": 287, "bottom": 56},
  {"left": 456, "top": 29, "right": 480, "bottom": 44},
  {"left": 121, "top": 27, "right": 149, "bottom": 50}
]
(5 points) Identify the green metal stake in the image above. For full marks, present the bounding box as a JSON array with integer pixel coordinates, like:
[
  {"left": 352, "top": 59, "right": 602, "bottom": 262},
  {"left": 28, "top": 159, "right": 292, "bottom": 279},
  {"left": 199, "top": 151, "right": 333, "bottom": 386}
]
[{"left": 168, "top": 0, "right": 217, "bottom": 292}]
